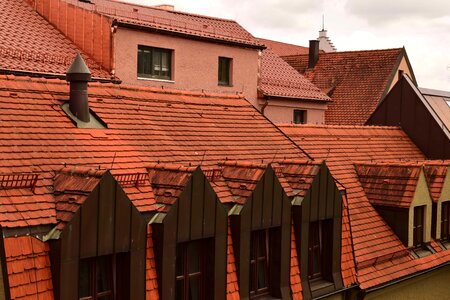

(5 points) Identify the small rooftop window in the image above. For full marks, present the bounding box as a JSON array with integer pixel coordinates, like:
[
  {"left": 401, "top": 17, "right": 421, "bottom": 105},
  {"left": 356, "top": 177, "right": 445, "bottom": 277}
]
[{"left": 445, "top": 99, "right": 450, "bottom": 108}]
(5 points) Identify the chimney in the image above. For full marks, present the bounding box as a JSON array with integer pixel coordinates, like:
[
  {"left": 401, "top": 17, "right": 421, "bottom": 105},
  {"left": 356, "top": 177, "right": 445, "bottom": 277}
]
[
  {"left": 66, "top": 53, "right": 91, "bottom": 123},
  {"left": 308, "top": 40, "right": 319, "bottom": 69}
]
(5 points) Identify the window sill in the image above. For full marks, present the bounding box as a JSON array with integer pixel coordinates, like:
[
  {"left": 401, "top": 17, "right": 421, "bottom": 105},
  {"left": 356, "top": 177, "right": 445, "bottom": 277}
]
[
  {"left": 218, "top": 83, "right": 233, "bottom": 87},
  {"left": 137, "top": 77, "right": 175, "bottom": 83},
  {"left": 310, "top": 278, "right": 335, "bottom": 298}
]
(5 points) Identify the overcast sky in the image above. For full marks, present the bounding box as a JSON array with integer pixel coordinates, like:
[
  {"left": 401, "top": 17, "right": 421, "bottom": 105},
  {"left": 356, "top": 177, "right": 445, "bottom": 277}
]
[{"left": 123, "top": 0, "right": 449, "bottom": 90}]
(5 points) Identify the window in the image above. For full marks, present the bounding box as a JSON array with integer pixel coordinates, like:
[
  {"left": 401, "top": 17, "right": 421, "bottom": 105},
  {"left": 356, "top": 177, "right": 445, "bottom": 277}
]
[
  {"left": 79, "top": 254, "right": 129, "bottom": 300},
  {"left": 308, "top": 220, "right": 333, "bottom": 281},
  {"left": 413, "top": 206, "right": 425, "bottom": 247},
  {"left": 250, "top": 229, "right": 269, "bottom": 297},
  {"left": 293, "top": 110, "right": 307, "bottom": 124},
  {"left": 442, "top": 202, "right": 450, "bottom": 241},
  {"left": 176, "top": 240, "right": 207, "bottom": 300},
  {"left": 137, "top": 46, "right": 172, "bottom": 80},
  {"left": 218, "top": 57, "right": 232, "bottom": 86}
]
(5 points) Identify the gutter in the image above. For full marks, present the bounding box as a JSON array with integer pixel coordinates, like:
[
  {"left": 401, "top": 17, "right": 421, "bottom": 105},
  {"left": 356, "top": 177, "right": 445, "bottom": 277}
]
[
  {"left": 314, "top": 284, "right": 359, "bottom": 300},
  {"left": 0, "top": 68, "right": 121, "bottom": 84},
  {"left": 114, "top": 20, "right": 266, "bottom": 50},
  {"left": 364, "top": 260, "right": 450, "bottom": 294}
]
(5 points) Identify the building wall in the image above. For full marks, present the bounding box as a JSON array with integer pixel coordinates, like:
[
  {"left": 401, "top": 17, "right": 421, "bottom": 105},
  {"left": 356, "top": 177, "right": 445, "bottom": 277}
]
[
  {"left": 364, "top": 265, "right": 450, "bottom": 300},
  {"left": 387, "top": 56, "right": 413, "bottom": 92},
  {"left": 114, "top": 28, "right": 259, "bottom": 105},
  {"left": 262, "top": 98, "right": 327, "bottom": 124},
  {"left": 408, "top": 171, "right": 433, "bottom": 247}
]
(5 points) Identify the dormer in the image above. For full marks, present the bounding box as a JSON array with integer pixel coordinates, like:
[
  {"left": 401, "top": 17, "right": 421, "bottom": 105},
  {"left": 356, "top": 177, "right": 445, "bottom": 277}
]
[
  {"left": 355, "top": 163, "right": 434, "bottom": 256},
  {"left": 423, "top": 162, "right": 450, "bottom": 247}
]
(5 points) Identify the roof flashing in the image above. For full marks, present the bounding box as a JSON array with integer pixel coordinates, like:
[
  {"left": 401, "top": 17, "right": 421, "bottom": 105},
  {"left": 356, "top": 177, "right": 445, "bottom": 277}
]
[{"left": 61, "top": 103, "right": 107, "bottom": 129}]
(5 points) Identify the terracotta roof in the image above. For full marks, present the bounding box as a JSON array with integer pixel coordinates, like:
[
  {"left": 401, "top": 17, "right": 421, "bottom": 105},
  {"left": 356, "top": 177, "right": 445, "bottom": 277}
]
[
  {"left": 0, "top": 0, "right": 111, "bottom": 79},
  {"left": 258, "top": 38, "right": 309, "bottom": 56},
  {"left": 282, "top": 48, "right": 404, "bottom": 125},
  {"left": 226, "top": 224, "right": 240, "bottom": 299},
  {"left": 355, "top": 163, "right": 422, "bottom": 208},
  {"left": 146, "top": 226, "right": 159, "bottom": 299},
  {"left": 259, "top": 48, "right": 331, "bottom": 101},
  {"left": 276, "top": 160, "right": 321, "bottom": 198},
  {"left": 4, "top": 236, "right": 54, "bottom": 299},
  {"left": 69, "top": 0, "right": 263, "bottom": 48},
  {"left": 278, "top": 124, "right": 431, "bottom": 288},
  {"left": 423, "top": 162, "right": 450, "bottom": 202},
  {"left": 290, "top": 223, "right": 302, "bottom": 300}
]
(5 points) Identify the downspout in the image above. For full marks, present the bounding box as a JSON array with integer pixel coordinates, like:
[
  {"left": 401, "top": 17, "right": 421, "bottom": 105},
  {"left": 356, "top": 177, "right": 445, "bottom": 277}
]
[
  {"left": 261, "top": 96, "right": 269, "bottom": 115},
  {"left": 110, "top": 23, "right": 118, "bottom": 78}
]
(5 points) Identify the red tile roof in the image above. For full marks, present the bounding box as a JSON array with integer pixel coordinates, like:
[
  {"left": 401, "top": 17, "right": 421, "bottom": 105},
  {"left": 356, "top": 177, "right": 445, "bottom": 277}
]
[
  {"left": 146, "top": 226, "right": 159, "bottom": 300},
  {"left": 423, "top": 162, "right": 450, "bottom": 202},
  {"left": 69, "top": 0, "right": 263, "bottom": 48},
  {"left": 282, "top": 48, "right": 404, "bottom": 125},
  {"left": 355, "top": 163, "right": 423, "bottom": 208},
  {"left": 0, "top": 0, "right": 111, "bottom": 79},
  {"left": 290, "top": 223, "right": 302, "bottom": 300},
  {"left": 226, "top": 224, "right": 240, "bottom": 299},
  {"left": 259, "top": 49, "right": 331, "bottom": 101},
  {"left": 258, "top": 38, "right": 309, "bottom": 56},
  {"left": 278, "top": 124, "right": 430, "bottom": 288},
  {"left": 4, "top": 236, "right": 54, "bottom": 300}
]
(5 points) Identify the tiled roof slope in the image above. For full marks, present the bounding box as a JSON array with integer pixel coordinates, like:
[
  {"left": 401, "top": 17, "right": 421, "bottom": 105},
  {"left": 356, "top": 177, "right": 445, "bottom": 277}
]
[
  {"left": 355, "top": 163, "right": 422, "bottom": 208},
  {"left": 146, "top": 226, "right": 159, "bottom": 299},
  {"left": 0, "top": 74, "right": 307, "bottom": 228},
  {"left": 258, "top": 38, "right": 309, "bottom": 56},
  {"left": 423, "top": 162, "right": 450, "bottom": 202},
  {"left": 278, "top": 124, "right": 429, "bottom": 288},
  {"left": 4, "top": 236, "right": 53, "bottom": 300},
  {"left": 65, "top": 0, "right": 263, "bottom": 48},
  {"left": 0, "top": 0, "right": 110, "bottom": 79},
  {"left": 282, "top": 48, "right": 403, "bottom": 125},
  {"left": 259, "top": 48, "right": 331, "bottom": 101}
]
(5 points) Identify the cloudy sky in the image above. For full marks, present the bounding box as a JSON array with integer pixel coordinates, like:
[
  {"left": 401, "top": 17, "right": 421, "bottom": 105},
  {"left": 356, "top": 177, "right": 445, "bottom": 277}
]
[{"left": 123, "top": 0, "right": 450, "bottom": 90}]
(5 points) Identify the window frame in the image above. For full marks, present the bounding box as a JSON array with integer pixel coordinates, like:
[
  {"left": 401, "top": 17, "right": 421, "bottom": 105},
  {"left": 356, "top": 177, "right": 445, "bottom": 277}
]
[
  {"left": 293, "top": 110, "right": 307, "bottom": 124},
  {"left": 175, "top": 240, "right": 208, "bottom": 300},
  {"left": 249, "top": 229, "right": 270, "bottom": 298},
  {"left": 442, "top": 202, "right": 450, "bottom": 241},
  {"left": 79, "top": 255, "right": 114, "bottom": 300},
  {"left": 308, "top": 220, "right": 333, "bottom": 282},
  {"left": 137, "top": 45, "right": 173, "bottom": 81},
  {"left": 413, "top": 205, "right": 425, "bottom": 247},
  {"left": 218, "top": 57, "right": 232, "bottom": 86}
]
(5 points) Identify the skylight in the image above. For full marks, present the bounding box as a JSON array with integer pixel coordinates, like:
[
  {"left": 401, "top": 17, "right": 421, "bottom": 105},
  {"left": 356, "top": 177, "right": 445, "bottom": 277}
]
[{"left": 446, "top": 99, "right": 450, "bottom": 108}]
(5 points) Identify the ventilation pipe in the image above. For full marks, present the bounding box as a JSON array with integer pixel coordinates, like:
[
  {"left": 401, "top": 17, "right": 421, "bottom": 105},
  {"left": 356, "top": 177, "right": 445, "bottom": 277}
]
[
  {"left": 66, "top": 53, "right": 91, "bottom": 123},
  {"left": 308, "top": 40, "right": 320, "bottom": 69}
]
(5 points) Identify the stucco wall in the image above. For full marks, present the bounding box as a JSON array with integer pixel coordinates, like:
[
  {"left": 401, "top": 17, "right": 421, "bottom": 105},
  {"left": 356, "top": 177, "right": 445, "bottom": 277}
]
[
  {"left": 388, "top": 56, "right": 413, "bottom": 92},
  {"left": 114, "top": 27, "right": 259, "bottom": 106},
  {"left": 409, "top": 171, "right": 433, "bottom": 247},
  {"left": 364, "top": 265, "right": 450, "bottom": 300},
  {"left": 262, "top": 98, "right": 327, "bottom": 124}
]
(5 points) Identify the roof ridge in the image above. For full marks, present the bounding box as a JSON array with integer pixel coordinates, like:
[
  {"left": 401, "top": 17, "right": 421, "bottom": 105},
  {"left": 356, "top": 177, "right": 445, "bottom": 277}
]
[
  {"left": 219, "top": 160, "right": 266, "bottom": 169},
  {"left": 276, "top": 124, "right": 403, "bottom": 130},
  {"left": 58, "top": 166, "right": 106, "bottom": 178},
  {"left": 282, "top": 47, "right": 403, "bottom": 58},
  {"left": 147, "top": 163, "right": 197, "bottom": 173}
]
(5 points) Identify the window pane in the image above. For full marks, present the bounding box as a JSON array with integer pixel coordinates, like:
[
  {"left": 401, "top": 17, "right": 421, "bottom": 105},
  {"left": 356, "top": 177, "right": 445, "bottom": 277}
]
[
  {"left": 137, "top": 46, "right": 172, "bottom": 79},
  {"left": 187, "top": 242, "right": 200, "bottom": 274},
  {"left": 79, "top": 260, "right": 91, "bottom": 298},
  {"left": 218, "top": 57, "right": 230, "bottom": 85},
  {"left": 189, "top": 276, "right": 200, "bottom": 300},
  {"left": 257, "top": 260, "right": 267, "bottom": 290},
  {"left": 96, "top": 256, "right": 112, "bottom": 293},
  {"left": 176, "top": 279, "right": 184, "bottom": 300}
]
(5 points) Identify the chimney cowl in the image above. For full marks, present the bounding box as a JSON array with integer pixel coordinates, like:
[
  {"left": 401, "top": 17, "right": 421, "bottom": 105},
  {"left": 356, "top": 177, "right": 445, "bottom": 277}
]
[
  {"left": 308, "top": 40, "right": 320, "bottom": 69},
  {"left": 66, "top": 53, "right": 91, "bottom": 123}
]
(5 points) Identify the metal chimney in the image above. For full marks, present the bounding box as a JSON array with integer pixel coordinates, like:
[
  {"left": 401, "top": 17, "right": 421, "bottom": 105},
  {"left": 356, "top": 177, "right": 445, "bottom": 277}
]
[
  {"left": 308, "top": 40, "right": 320, "bottom": 69},
  {"left": 66, "top": 53, "right": 91, "bottom": 122}
]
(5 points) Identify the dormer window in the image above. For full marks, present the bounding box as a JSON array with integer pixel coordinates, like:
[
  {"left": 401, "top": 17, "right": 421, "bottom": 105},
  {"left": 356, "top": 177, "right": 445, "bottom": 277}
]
[
  {"left": 413, "top": 206, "right": 425, "bottom": 247},
  {"left": 249, "top": 229, "right": 269, "bottom": 297},
  {"left": 308, "top": 220, "right": 333, "bottom": 281}
]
